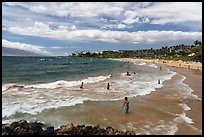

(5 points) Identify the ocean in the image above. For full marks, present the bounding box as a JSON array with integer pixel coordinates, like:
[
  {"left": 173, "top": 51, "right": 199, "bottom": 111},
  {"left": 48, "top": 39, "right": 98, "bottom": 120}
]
[{"left": 2, "top": 56, "right": 199, "bottom": 134}]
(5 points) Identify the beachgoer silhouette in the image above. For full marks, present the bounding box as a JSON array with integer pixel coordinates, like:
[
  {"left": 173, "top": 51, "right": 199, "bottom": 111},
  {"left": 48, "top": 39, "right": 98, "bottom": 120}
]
[
  {"left": 80, "top": 82, "right": 84, "bottom": 89},
  {"left": 107, "top": 83, "right": 110, "bottom": 90},
  {"left": 158, "top": 79, "right": 160, "bottom": 84},
  {"left": 122, "top": 97, "right": 129, "bottom": 114},
  {"left": 127, "top": 71, "right": 131, "bottom": 76}
]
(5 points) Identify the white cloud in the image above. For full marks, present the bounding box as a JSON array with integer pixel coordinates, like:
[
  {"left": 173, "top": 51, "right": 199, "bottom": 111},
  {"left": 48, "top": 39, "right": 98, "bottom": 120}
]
[
  {"left": 50, "top": 46, "right": 63, "bottom": 49},
  {"left": 57, "top": 25, "right": 77, "bottom": 31},
  {"left": 117, "top": 24, "right": 128, "bottom": 29},
  {"left": 6, "top": 22, "right": 202, "bottom": 44},
  {"left": 2, "top": 4, "right": 76, "bottom": 29},
  {"left": 5, "top": 2, "right": 124, "bottom": 17},
  {"left": 123, "top": 2, "right": 202, "bottom": 25},
  {"left": 50, "top": 46, "right": 81, "bottom": 49},
  {"left": 5, "top": 2, "right": 201, "bottom": 25},
  {"left": 3, "top": 2, "right": 202, "bottom": 31},
  {"left": 2, "top": 39, "right": 52, "bottom": 55},
  {"left": 123, "top": 17, "right": 140, "bottom": 24},
  {"left": 101, "top": 23, "right": 130, "bottom": 29},
  {"left": 71, "top": 25, "right": 77, "bottom": 30}
]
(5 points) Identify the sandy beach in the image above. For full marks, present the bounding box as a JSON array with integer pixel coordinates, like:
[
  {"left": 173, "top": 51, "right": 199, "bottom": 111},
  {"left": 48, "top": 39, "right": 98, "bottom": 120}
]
[
  {"left": 112, "top": 58, "right": 202, "bottom": 71},
  {"left": 110, "top": 58, "right": 202, "bottom": 135}
]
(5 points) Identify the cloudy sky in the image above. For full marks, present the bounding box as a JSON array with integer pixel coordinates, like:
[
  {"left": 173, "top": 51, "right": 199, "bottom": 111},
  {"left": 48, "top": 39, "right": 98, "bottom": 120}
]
[{"left": 2, "top": 2, "right": 202, "bottom": 56}]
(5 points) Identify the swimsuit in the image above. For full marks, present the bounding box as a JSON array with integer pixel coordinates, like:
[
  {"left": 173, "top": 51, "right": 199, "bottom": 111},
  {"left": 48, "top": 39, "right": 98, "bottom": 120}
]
[{"left": 125, "top": 106, "right": 129, "bottom": 114}]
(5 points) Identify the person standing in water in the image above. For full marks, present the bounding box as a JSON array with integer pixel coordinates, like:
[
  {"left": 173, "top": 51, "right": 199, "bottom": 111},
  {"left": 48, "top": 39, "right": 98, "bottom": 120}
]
[
  {"left": 159, "top": 66, "right": 162, "bottom": 70},
  {"left": 127, "top": 71, "right": 131, "bottom": 76},
  {"left": 80, "top": 82, "right": 84, "bottom": 89},
  {"left": 122, "top": 97, "right": 129, "bottom": 114},
  {"left": 107, "top": 83, "right": 110, "bottom": 90},
  {"left": 158, "top": 79, "right": 160, "bottom": 84}
]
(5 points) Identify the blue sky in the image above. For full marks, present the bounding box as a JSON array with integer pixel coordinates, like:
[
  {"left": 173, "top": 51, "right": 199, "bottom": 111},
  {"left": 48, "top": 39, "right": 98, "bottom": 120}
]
[{"left": 2, "top": 2, "right": 202, "bottom": 56}]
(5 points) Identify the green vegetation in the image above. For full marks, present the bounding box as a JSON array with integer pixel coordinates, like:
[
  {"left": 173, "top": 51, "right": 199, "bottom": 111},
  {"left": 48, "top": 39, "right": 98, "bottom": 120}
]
[{"left": 69, "top": 40, "right": 202, "bottom": 63}]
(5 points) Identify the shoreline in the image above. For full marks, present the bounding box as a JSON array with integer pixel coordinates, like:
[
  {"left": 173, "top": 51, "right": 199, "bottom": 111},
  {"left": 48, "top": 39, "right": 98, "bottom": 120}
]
[
  {"left": 111, "top": 58, "right": 202, "bottom": 71},
  {"left": 167, "top": 66, "right": 202, "bottom": 134},
  {"left": 111, "top": 57, "right": 202, "bottom": 135},
  {"left": 2, "top": 57, "right": 202, "bottom": 135}
]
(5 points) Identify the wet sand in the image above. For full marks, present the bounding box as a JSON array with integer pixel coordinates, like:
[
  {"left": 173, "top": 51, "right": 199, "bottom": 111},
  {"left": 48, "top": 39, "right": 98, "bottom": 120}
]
[
  {"left": 167, "top": 66, "right": 202, "bottom": 135},
  {"left": 110, "top": 58, "right": 202, "bottom": 134},
  {"left": 76, "top": 58, "right": 202, "bottom": 135}
]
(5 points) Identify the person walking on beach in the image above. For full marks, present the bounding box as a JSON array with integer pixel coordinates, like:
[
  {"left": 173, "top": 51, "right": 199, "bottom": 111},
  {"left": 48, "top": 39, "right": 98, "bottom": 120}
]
[
  {"left": 80, "top": 82, "right": 84, "bottom": 89},
  {"left": 107, "top": 83, "right": 110, "bottom": 90},
  {"left": 122, "top": 97, "right": 129, "bottom": 114}
]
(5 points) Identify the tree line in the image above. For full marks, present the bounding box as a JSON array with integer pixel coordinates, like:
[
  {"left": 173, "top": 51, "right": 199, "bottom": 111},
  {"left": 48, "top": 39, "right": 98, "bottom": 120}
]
[{"left": 69, "top": 40, "right": 202, "bottom": 62}]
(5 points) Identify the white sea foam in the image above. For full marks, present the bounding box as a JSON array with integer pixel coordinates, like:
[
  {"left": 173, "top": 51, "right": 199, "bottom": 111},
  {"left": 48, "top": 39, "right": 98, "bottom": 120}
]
[
  {"left": 2, "top": 95, "right": 88, "bottom": 117},
  {"left": 179, "top": 103, "right": 191, "bottom": 111},
  {"left": 2, "top": 84, "right": 15, "bottom": 92},
  {"left": 163, "top": 124, "right": 178, "bottom": 135},
  {"left": 40, "top": 58, "right": 52, "bottom": 61},
  {"left": 176, "top": 74, "right": 201, "bottom": 100},
  {"left": 122, "top": 121, "right": 178, "bottom": 135},
  {"left": 174, "top": 112, "right": 193, "bottom": 124},
  {"left": 109, "top": 69, "right": 176, "bottom": 98},
  {"left": 25, "top": 75, "right": 111, "bottom": 89},
  {"left": 2, "top": 66, "right": 177, "bottom": 120},
  {"left": 147, "top": 64, "right": 158, "bottom": 68},
  {"left": 137, "top": 62, "right": 147, "bottom": 65}
]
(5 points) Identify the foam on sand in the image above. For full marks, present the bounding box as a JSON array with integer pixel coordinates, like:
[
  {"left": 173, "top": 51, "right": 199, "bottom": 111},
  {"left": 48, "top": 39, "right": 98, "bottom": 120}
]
[
  {"left": 176, "top": 74, "right": 201, "bottom": 100},
  {"left": 178, "top": 103, "right": 191, "bottom": 111},
  {"left": 174, "top": 112, "right": 193, "bottom": 124}
]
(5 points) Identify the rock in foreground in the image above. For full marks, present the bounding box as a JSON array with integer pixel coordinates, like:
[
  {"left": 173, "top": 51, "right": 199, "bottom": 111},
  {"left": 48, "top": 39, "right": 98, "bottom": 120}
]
[{"left": 2, "top": 120, "right": 135, "bottom": 135}]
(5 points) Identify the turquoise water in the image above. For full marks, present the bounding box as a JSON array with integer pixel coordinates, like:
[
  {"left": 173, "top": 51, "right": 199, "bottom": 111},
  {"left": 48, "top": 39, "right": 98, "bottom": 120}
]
[{"left": 2, "top": 56, "right": 128, "bottom": 84}]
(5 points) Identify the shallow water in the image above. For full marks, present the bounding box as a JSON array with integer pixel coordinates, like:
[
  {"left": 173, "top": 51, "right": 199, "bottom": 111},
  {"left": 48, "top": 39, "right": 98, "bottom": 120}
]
[{"left": 2, "top": 57, "right": 200, "bottom": 134}]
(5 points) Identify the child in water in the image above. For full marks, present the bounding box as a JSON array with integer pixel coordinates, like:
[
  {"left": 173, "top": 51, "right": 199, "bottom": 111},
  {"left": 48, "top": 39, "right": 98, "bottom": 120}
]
[{"left": 122, "top": 97, "right": 129, "bottom": 114}]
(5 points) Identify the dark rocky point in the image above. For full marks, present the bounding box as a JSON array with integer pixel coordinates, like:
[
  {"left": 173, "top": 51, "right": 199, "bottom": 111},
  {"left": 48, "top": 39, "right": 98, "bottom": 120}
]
[{"left": 2, "top": 120, "right": 136, "bottom": 135}]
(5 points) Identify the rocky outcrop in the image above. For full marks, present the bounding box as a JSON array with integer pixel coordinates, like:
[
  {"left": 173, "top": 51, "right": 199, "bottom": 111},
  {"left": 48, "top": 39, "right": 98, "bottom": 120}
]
[{"left": 2, "top": 120, "right": 135, "bottom": 135}]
